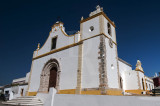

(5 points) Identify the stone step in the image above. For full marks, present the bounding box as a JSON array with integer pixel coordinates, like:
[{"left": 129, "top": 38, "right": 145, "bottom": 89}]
[
  {"left": 15, "top": 98, "right": 39, "bottom": 100},
  {"left": 2, "top": 96, "right": 43, "bottom": 106},
  {"left": 3, "top": 100, "right": 42, "bottom": 103},
  {"left": 17, "top": 96, "right": 37, "bottom": 98},
  {"left": 3, "top": 102, "right": 43, "bottom": 106},
  {"left": 6, "top": 99, "right": 40, "bottom": 102}
]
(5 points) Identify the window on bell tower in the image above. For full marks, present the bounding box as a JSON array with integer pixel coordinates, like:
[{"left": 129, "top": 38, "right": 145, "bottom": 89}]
[
  {"left": 107, "top": 23, "right": 111, "bottom": 36},
  {"left": 51, "top": 37, "right": 57, "bottom": 50}
]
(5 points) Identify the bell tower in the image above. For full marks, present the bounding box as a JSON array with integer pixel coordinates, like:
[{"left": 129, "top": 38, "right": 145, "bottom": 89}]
[
  {"left": 80, "top": 5, "right": 117, "bottom": 44},
  {"left": 79, "top": 6, "right": 121, "bottom": 95}
]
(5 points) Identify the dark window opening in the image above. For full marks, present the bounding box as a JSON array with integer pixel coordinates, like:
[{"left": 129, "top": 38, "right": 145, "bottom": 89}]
[
  {"left": 89, "top": 26, "right": 94, "bottom": 32},
  {"left": 107, "top": 23, "right": 111, "bottom": 35},
  {"left": 5, "top": 91, "right": 9, "bottom": 94},
  {"left": 120, "top": 77, "right": 123, "bottom": 89},
  {"left": 51, "top": 37, "right": 57, "bottom": 50},
  {"left": 142, "top": 78, "right": 145, "bottom": 90}
]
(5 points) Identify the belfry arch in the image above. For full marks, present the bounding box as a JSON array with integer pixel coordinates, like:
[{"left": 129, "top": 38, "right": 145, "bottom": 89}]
[{"left": 38, "top": 59, "right": 60, "bottom": 93}]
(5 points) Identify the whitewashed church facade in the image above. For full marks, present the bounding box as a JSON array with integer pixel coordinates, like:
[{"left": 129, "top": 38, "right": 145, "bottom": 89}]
[{"left": 26, "top": 6, "right": 154, "bottom": 97}]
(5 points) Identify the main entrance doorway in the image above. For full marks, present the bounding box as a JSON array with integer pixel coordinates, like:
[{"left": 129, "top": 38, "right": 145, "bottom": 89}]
[{"left": 38, "top": 59, "right": 60, "bottom": 93}]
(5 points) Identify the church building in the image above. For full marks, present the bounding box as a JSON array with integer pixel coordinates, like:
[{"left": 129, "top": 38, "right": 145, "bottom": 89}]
[{"left": 26, "top": 5, "right": 154, "bottom": 97}]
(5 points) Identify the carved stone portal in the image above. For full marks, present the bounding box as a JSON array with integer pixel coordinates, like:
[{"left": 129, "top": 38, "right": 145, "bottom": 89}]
[{"left": 38, "top": 59, "right": 60, "bottom": 93}]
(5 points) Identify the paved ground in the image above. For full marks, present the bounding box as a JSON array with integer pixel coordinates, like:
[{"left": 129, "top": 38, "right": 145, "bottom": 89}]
[{"left": 0, "top": 101, "right": 6, "bottom": 106}]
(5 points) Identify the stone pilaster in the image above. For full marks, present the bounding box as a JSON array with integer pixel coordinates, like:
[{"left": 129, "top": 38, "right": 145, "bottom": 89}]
[
  {"left": 76, "top": 22, "right": 83, "bottom": 94},
  {"left": 137, "top": 72, "right": 141, "bottom": 89},
  {"left": 115, "top": 46, "right": 121, "bottom": 89},
  {"left": 98, "top": 35, "right": 108, "bottom": 95},
  {"left": 144, "top": 77, "right": 147, "bottom": 90},
  {"left": 75, "top": 43, "right": 83, "bottom": 94},
  {"left": 99, "top": 15, "right": 104, "bottom": 34}
]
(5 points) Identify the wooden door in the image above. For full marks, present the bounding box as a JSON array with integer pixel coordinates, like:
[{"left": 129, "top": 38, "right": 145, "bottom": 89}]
[{"left": 48, "top": 67, "right": 57, "bottom": 91}]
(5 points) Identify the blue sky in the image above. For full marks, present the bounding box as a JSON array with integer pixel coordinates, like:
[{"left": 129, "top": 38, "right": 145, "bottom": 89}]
[{"left": 0, "top": 0, "right": 160, "bottom": 85}]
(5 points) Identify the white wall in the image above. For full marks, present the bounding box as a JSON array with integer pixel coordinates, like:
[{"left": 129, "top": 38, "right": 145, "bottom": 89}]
[
  {"left": 30, "top": 12, "right": 120, "bottom": 90},
  {"left": 29, "top": 23, "right": 80, "bottom": 92},
  {"left": 118, "top": 60, "right": 133, "bottom": 90},
  {"left": 123, "top": 70, "right": 139, "bottom": 90},
  {"left": 105, "top": 38, "right": 119, "bottom": 88},
  {"left": 4, "top": 87, "right": 13, "bottom": 100},
  {"left": 118, "top": 60, "right": 132, "bottom": 76},
  {"left": 34, "top": 23, "right": 79, "bottom": 58},
  {"left": 13, "top": 85, "right": 28, "bottom": 99},
  {"left": 118, "top": 60, "right": 154, "bottom": 91},
  {"left": 82, "top": 16, "right": 100, "bottom": 40},
  {"left": 30, "top": 46, "right": 78, "bottom": 92},
  {"left": 82, "top": 36, "right": 100, "bottom": 88},
  {"left": 4, "top": 88, "right": 11, "bottom": 94}
]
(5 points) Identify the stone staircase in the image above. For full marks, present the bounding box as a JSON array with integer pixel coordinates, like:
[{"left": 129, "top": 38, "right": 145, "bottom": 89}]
[{"left": 2, "top": 96, "right": 43, "bottom": 106}]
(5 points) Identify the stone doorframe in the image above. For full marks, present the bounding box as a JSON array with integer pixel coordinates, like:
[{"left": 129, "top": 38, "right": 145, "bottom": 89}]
[{"left": 38, "top": 58, "right": 61, "bottom": 93}]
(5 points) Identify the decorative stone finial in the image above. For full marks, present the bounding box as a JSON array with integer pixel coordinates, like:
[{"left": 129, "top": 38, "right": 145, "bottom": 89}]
[
  {"left": 89, "top": 5, "right": 103, "bottom": 17},
  {"left": 76, "top": 31, "right": 80, "bottom": 34},
  {"left": 81, "top": 16, "right": 84, "bottom": 21},
  {"left": 37, "top": 43, "right": 40, "bottom": 50},
  {"left": 96, "top": 5, "right": 100, "bottom": 10},
  {"left": 135, "top": 60, "right": 144, "bottom": 73},
  {"left": 100, "top": 7, "right": 103, "bottom": 11}
]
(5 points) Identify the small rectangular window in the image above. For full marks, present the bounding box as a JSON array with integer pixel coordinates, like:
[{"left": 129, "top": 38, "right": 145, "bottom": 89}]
[{"left": 51, "top": 37, "right": 57, "bottom": 50}]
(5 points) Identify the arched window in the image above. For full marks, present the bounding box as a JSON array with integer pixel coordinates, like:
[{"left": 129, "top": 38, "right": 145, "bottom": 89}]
[{"left": 107, "top": 23, "right": 111, "bottom": 36}]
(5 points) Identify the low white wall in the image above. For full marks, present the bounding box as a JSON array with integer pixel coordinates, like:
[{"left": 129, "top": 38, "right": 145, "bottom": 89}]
[
  {"left": 123, "top": 70, "right": 139, "bottom": 90},
  {"left": 4, "top": 88, "right": 13, "bottom": 100},
  {"left": 44, "top": 88, "right": 57, "bottom": 106},
  {"left": 52, "top": 94, "right": 160, "bottom": 106},
  {"left": 145, "top": 77, "right": 154, "bottom": 90},
  {"left": 13, "top": 85, "right": 28, "bottom": 99}
]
